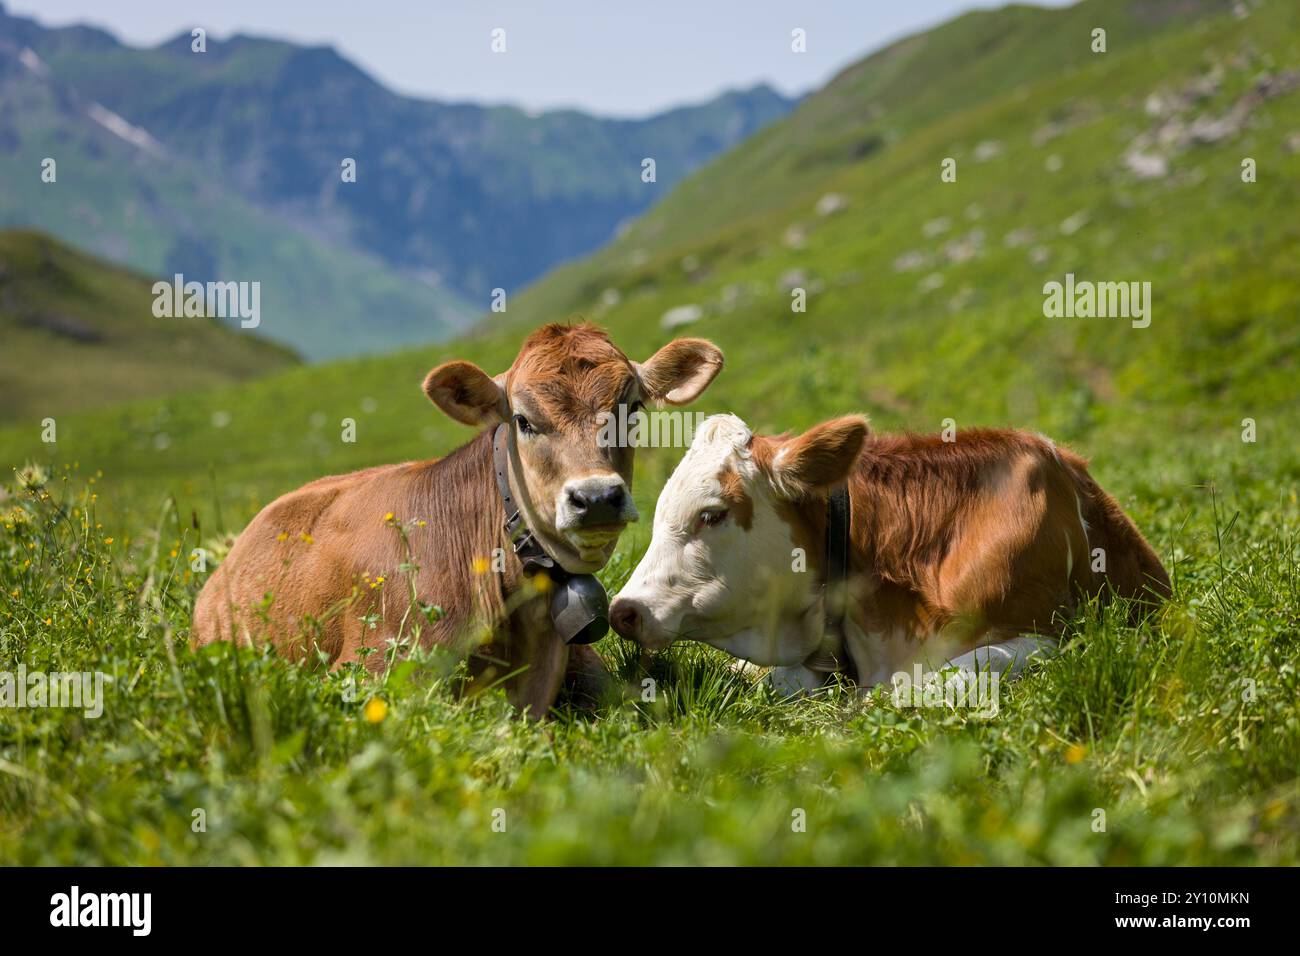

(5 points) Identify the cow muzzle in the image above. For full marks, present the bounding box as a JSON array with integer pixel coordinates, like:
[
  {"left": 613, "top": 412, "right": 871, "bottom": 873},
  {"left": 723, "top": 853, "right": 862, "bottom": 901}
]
[
  {"left": 556, "top": 475, "right": 637, "bottom": 552},
  {"left": 609, "top": 595, "right": 675, "bottom": 651}
]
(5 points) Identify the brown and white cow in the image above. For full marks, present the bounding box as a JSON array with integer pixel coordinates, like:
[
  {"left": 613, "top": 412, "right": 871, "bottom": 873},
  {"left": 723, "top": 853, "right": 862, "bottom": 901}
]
[
  {"left": 610, "top": 414, "right": 1169, "bottom": 694},
  {"left": 192, "top": 324, "right": 723, "bottom": 716}
]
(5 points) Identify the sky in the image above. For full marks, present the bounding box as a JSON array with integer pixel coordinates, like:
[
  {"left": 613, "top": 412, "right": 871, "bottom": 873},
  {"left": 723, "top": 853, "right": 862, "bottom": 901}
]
[{"left": 8, "top": 0, "right": 1077, "bottom": 117}]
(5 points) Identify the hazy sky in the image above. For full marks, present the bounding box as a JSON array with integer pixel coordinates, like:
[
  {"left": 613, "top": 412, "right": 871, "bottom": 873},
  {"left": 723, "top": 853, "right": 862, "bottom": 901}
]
[{"left": 10, "top": 0, "right": 1077, "bottom": 117}]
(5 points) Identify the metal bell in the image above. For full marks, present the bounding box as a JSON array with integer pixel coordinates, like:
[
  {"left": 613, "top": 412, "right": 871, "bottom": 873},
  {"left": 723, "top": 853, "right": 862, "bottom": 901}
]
[{"left": 549, "top": 573, "right": 610, "bottom": 645}]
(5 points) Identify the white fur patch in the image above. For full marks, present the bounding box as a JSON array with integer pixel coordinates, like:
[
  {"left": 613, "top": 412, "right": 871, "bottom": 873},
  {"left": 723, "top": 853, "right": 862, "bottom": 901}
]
[{"left": 650, "top": 414, "right": 754, "bottom": 533}]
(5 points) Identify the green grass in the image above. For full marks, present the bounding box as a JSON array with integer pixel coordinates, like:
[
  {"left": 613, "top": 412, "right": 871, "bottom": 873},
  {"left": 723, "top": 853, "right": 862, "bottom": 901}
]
[
  {"left": 1, "top": 0, "right": 1298, "bottom": 863},
  {"left": 1, "top": 448, "right": 1296, "bottom": 864}
]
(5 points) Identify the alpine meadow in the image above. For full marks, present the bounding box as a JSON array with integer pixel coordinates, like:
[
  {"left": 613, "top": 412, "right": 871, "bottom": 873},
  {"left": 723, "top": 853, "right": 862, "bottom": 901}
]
[{"left": 1, "top": 0, "right": 1298, "bottom": 866}]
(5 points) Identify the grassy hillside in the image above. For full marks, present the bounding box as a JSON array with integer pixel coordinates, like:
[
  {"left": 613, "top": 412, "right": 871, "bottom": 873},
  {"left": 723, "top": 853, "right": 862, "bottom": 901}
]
[
  {"left": 1, "top": 0, "right": 1298, "bottom": 864},
  {"left": 503, "top": 0, "right": 1298, "bottom": 443},
  {"left": 0, "top": 230, "right": 297, "bottom": 423}
]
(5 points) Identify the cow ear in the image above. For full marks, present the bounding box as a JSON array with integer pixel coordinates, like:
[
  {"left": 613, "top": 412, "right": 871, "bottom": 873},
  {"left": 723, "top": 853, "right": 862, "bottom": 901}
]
[
  {"left": 635, "top": 338, "right": 724, "bottom": 406},
  {"left": 766, "top": 416, "right": 869, "bottom": 500},
  {"left": 423, "top": 360, "right": 508, "bottom": 427}
]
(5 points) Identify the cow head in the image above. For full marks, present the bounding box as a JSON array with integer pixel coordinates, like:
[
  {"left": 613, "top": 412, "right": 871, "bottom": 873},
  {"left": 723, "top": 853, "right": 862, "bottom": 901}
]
[
  {"left": 609, "top": 413, "right": 868, "bottom": 664},
  {"left": 423, "top": 323, "right": 724, "bottom": 574}
]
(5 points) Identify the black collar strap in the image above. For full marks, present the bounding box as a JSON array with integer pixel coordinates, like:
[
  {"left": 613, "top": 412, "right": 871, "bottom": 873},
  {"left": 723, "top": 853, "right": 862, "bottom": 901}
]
[
  {"left": 493, "top": 423, "right": 561, "bottom": 577},
  {"left": 804, "top": 485, "right": 852, "bottom": 677}
]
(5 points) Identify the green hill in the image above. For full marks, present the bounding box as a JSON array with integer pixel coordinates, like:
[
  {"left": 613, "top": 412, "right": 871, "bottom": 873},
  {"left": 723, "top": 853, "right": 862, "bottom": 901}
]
[
  {"left": 0, "top": 230, "right": 297, "bottom": 423},
  {"left": 502, "top": 0, "right": 1298, "bottom": 444}
]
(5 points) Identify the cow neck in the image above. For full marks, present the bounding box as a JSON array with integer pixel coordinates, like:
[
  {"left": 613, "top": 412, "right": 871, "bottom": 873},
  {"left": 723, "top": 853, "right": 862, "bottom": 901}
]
[
  {"left": 491, "top": 423, "right": 612, "bottom": 646},
  {"left": 492, "top": 423, "right": 570, "bottom": 581},
  {"left": 802, "top": 485, "right": 855, "bottom": 681}
]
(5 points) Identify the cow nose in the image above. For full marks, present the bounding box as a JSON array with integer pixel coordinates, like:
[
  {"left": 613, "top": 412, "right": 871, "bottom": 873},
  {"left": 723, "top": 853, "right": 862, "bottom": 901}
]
[
  {"left": 609, "top": 597, "right": 642, "bottom": 641},
  {"left": 566, "top": 483, "right": 626, "bottom": 525}
]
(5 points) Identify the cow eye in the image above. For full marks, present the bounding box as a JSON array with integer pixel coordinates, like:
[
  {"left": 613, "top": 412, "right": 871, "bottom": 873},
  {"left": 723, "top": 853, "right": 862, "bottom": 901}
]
[
  {"left": 513, "top": 414, "right": 535, "bottom": 435},
  {"left": 697, "top": 508, "right": 728, "bottom": 530}
]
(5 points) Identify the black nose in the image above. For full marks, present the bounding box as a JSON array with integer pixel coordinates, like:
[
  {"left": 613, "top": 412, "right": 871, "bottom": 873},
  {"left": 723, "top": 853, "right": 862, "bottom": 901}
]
[
  {"left": 609, "top": 597, "right": 642, "bottom": 641},
  {"left": 567, "top": 484, "right": 626, "bottom": 525}
]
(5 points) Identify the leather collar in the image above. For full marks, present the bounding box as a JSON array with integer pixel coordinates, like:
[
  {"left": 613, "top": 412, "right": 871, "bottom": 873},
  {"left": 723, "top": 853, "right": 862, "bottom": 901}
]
[
  {"left": 803, "top": 485, "right": 854, "bottom": 679},
  {"left": 492, "top": 422, "right": 567, "bottom": 579}
]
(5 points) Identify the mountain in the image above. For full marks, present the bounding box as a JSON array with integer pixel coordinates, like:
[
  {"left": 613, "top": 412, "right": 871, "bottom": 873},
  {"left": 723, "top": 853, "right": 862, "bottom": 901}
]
[
  {"left": 0, "top": 4, "right": 794, "bottom": 359},
  {"left": 0, "top": 230, "right": 296, "bottom": 423},
  {"left": 0, "top": 15, "right": 478, "bottom": 361},
  {"left": 3, "top": 0, "right": 1296, "bottom": 513}
]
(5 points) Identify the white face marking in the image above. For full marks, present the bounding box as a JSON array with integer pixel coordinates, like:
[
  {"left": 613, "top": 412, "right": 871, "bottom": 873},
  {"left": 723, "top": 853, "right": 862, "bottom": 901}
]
[{"left": 615, "top": 414, "right": 821, "bottom": 664}]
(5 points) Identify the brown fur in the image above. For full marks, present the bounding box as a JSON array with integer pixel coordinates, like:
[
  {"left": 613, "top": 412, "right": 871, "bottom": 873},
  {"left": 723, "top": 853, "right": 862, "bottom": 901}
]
[
  {"left": 191, "top": 430, "right": 561, "bottom": 707},
  {"left": 717, "top": 466, "right": 755, "bottom": 531},
  {"left": 754, "top": 425, "right": 1170, "bottom": 668}
]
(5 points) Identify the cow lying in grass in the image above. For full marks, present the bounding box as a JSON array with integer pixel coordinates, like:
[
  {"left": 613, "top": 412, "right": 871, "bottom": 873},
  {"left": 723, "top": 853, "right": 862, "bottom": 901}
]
[
  {"left": 192, "top": 324, "right": 723, "bottom": 716},
  {"left": 610, "top": 414, "right": 1170, "bottom": 695}
]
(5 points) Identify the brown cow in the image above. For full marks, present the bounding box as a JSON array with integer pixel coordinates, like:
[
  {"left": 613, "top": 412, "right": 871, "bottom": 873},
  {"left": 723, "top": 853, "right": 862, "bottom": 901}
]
[
  {"left": 192, "top": 324, "right": 723, "bottom": 716},
  {"left": 610, "top": 414, "right": 1169, "bottom": 695}
]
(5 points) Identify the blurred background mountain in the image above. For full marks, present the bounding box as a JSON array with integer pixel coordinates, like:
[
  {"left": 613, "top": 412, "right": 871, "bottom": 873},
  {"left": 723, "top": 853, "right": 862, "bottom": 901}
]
[{"left": 0, "top": 2, "right": 793, "bottom": 359}]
